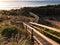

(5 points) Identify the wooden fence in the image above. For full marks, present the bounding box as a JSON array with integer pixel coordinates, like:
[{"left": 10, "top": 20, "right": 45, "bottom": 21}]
[{"left": 23, "top": 22, "right": 60, "bottom": 45}]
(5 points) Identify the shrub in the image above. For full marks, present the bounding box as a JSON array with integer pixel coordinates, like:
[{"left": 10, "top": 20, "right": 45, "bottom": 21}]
[{"left": 1, "top": 26, "right": 20, "bottom": 39}]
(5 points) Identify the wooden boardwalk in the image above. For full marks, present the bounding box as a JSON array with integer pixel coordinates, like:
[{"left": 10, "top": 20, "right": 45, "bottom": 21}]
[{"left": 23, "top": 22, "right": 60, "bottom": 45}]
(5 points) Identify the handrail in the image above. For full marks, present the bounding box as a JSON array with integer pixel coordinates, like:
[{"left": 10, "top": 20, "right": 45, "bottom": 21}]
[
  {"left": 29, "top": 22, "right": 60, "bottom": 33},
  {"left": 31, "top": 25, "right": 60, "bottom": 39},
  {"left": 29, "top": 12, "right": 39, "bottom": 23},
  {"left": 23, "top": 22, "right": 60, "bottom": 45},
  {"left": 27, "top": 29, "right": 43, "bottom": 45}
]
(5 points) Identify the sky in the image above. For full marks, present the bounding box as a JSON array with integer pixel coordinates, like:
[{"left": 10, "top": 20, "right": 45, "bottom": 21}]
[{"left": 0, "top": 0, "right": 60, "bottom": 10}]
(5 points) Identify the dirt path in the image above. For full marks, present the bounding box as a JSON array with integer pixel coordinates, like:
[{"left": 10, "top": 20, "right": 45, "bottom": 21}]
[{"left": 45, "top": 19, "right": 60, "bottom": 27}]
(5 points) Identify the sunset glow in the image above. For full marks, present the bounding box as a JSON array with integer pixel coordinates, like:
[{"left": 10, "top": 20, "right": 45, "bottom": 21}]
[
  {"left": 0, "top": 0, "right": 9, "bottom": 10},
  {"left": 0, "top": 0, "right": 60, "bottom": 10}
]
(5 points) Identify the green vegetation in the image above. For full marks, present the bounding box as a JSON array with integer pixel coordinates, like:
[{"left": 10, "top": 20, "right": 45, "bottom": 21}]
[
  {"left": 0, "top": 4, "right": 60, "bottom": 45},
  {"left": 0, "top": 4, "right": 60, "bottom": 17},
  {"left": 39, "top": 27, "right": 60, "bottom": 37},
  {"left": 0, "top": 4, "right": 60, "bottom": 28},
  {"left": 0, "top": 25, "right": 31, "bottom": 45},
  {"left": 1, "top": 26, "right": 19, "bottom": 38},
  {"left": 38, "top": 27, "right": 60, "bottom": 43},
  {"left": 29, "top": 4, "right": 60, "bottom": 17}
]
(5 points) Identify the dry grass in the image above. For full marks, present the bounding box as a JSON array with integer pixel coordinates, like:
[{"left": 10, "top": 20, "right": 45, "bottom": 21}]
[{"left": 45, "top": 19, "right": 60, "bottom": 28}]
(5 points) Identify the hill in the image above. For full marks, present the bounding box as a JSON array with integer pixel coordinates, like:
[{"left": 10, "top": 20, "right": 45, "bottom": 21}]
[{"left": 0, "top": 4, "right": 60, "bottom": 28}]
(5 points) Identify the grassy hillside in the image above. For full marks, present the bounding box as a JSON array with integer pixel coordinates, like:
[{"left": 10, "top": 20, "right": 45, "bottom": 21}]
[
  {"left": 0, "top": 4, "right": 60, "bottom": 17},
  {"left": 0, "top": 4, "right": 60, "bottom": 27}
]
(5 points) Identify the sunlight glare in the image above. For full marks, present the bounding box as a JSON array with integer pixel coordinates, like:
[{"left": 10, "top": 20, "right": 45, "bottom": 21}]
[{"left": 0, "top": 0, "right": 8, "bottom": 10}]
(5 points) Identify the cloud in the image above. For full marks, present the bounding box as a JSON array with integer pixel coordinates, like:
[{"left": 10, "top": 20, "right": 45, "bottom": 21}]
[
  {"left": 0, "top": 0, "right": 60, "bottom": 1},
  {"left": 0, "top": 0, "right": 45, "bottom": 1},
  {"left": 0, "top": 0, "right": 60, "bottom": 10},
  {"left": 45, "top": 0, "right": 60, "bottom": 1}
]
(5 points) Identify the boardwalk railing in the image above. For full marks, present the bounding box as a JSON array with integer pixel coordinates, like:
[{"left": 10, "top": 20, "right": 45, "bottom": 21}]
[
  {"left": 23, "top": 22, "right": 60, "bottom": 45},
  {"left": 29, "top": 22, "right": 60, "bottom": 33}
]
